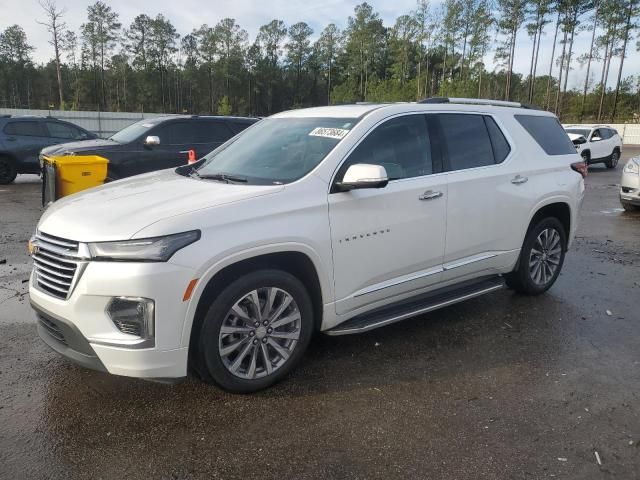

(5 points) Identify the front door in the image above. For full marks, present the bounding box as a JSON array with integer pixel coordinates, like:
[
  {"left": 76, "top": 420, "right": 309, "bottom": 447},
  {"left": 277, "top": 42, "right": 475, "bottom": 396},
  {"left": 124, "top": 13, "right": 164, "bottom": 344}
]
[{"left": 329, "top": 114, "right": 447, "bottom": 316}]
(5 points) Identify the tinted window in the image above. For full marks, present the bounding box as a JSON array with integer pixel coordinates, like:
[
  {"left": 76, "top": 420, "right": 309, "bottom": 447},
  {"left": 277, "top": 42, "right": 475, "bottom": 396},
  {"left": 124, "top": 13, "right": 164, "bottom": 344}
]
[
  {"left": 4, "top": 121, "right": 43, "bottom": 136},
  {"left": 515, "top": 115, "right": 576, "bottom": 155},
  {"left": 600, "top": 128, "right": 612, "bottom": 139},
  {"left": 340, "top": 115, "right": 432, "bottom": 181},
  {"left": 231, "top": 121, "right": 255, "bottom": 134},
  {"left": 155, "top": 122, "right": 189, "bottom": 144},
  {"left": 485, "top": 117, "right": 511, "bottom": 164},
  {"left": 194, "top": 121, "right": 233, "bottom": 143},
  {"left": 46, "top": 121, "right": 84, "bottom": 139},
  {"left": 439, "top": 114, "right": 494, "bottom": 171}
]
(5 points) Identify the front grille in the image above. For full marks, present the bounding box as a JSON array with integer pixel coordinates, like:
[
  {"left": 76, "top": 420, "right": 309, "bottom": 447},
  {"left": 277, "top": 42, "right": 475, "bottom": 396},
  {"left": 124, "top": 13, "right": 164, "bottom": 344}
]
[
  {"left": 37, "top": 315, "right": 67, "bottom": 345},
  {"left": 32, "top": 232, "right": 81, "bottom": 300}
]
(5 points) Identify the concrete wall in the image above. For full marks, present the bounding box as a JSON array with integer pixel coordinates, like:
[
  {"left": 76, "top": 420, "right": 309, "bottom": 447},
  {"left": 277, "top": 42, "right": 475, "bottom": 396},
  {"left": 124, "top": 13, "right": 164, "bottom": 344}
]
[{"left": 0, "top": 108, "right": 177, "bottom": 138}]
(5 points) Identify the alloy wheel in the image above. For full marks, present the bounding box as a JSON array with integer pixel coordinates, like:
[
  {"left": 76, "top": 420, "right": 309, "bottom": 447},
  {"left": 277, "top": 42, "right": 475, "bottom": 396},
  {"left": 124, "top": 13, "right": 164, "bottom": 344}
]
[
  {"left": 218, "top": 287, "right": 301, "bottom": 380},
  {"left": 528, "top": 228, "right": 562, "bottom": 286}
]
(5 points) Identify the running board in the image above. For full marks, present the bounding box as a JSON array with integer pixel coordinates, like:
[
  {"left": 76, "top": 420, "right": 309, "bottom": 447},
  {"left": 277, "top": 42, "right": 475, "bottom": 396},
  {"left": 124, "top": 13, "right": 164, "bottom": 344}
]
[{"left": 325, "top": 276, "right": 505, "bottom": 336}]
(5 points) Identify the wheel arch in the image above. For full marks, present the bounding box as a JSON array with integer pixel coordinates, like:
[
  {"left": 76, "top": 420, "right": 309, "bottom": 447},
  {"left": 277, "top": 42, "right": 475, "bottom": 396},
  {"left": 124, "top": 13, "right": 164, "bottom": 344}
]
[
  {"left": 526, "top": 200, "right": 572, "bottom": 250},
  {"left": 183, "top": 246, "right": 328, "bottom": 354}
]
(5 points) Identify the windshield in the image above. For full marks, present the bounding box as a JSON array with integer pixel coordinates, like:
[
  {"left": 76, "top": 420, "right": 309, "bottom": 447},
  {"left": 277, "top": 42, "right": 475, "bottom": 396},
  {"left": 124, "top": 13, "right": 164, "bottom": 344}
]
[
  {"left": 110, "top": 119, "right": 161, "bottom": 143},
  {"left": 196, "top": 117, "right": 358, "bottom": 184},
  {"left": 565, "top": 128, "right": 590, "bottom": 138}
]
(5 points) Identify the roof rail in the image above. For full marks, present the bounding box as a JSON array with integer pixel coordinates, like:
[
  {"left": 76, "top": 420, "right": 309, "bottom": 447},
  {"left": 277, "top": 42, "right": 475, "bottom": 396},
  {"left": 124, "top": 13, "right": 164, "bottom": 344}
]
[{"left": 418, "top": 97, "right": 540, "bottom": 110}]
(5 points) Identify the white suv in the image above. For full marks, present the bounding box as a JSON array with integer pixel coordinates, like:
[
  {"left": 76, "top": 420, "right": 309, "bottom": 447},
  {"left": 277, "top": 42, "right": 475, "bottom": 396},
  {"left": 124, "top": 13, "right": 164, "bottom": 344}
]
[
  {"left": 564, "top": 124, "right": 623, "bottom": 168},
  {"left": 29, "top": 98, "right": 585, "bottom": 392}
]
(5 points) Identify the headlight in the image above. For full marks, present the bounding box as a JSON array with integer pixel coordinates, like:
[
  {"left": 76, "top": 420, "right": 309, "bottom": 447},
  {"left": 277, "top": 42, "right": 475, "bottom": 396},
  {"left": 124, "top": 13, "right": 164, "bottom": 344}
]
[
  {"left": 623, "top": 159, "right": 640, "bottom": 175},
  {"left": 88, "top": 230, "right": 200, "bottom": 262}
]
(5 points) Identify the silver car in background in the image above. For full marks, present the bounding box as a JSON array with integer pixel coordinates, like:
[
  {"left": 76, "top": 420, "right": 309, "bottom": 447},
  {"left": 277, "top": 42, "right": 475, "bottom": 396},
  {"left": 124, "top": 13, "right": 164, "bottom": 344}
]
[{"left": 620, "top": 156, "right": 640, "bottom": 211}]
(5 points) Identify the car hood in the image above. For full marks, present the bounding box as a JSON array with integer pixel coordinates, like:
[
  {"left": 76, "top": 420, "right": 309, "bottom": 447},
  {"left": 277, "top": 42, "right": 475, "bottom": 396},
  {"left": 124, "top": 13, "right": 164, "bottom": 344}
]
[
  {"left": 566, "top": 133, "right": 585, "bottom": 142},
  {"left": 41, "top": 138, "right": 119, "bottom": 156},
  {"left": 38, "top": 169, "right": 284, "bottom": 241}
]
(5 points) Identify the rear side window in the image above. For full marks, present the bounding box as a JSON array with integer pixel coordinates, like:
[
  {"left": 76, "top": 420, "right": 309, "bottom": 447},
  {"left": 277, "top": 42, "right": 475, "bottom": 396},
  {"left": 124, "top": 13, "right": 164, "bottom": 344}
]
[
  {"left": 485, "top": 117, "right": 511, "bottom": 163},
  {"left": 4, "top": 121, "right": 43, "bottom": 136},
  {"left": 231, "top": 121, "right": 254, "bottom": 134},
  {"left": 46, "top": 121, "right": 84, "bottom": 140},
  {"left": 438, "top": 114, "right": 494, "bottom": 171},
  {"left": 515, "top": 115, "right": 575, "bottom": 155},
  {"left": 196, "top": 121, "right": 233, "bottom": 143}
]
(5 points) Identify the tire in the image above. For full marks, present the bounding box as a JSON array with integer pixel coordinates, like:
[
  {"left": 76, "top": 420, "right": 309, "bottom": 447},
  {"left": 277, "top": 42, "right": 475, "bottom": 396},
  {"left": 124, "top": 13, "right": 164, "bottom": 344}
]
[
  {"left": 606, "top": 149, "right": 619, "bottom": 169},
  {"left": 505, "top": 217, "right": 567, "bottom": 295},
  {"left": 194, "top": 269, "right": 314, "bottom": 393},
  {"left": 0, "top": 156, "right": 17, "bottom": 184},
  {"left": 621, "top": 202, "right": 639, "bottom": 212}
]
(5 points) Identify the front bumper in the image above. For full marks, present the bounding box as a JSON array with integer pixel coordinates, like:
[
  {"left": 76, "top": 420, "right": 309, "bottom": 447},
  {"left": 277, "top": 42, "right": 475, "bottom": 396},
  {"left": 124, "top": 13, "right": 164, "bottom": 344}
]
[
  {"left": 30, "top": 260, "right": 195, "bottom": 379},
  {"left": 620, "top": 170, "right": 640, "bottom": 205}
]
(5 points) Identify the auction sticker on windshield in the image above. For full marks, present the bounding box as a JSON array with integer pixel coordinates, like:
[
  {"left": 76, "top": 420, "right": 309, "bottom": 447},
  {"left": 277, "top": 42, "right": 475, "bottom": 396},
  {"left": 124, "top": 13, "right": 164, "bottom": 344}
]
[{"left": 309, "top": 127, "right": 349, "bottom": 140}]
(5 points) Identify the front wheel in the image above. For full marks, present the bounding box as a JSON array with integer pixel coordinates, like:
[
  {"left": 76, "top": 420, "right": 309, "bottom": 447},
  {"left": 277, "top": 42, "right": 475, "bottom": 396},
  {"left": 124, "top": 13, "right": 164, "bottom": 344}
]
[
  {"left": 505, "top": 217, "right": 567, "bottom": 295},
  {"left": 195, "top": 269, "right": 314, "bottom": 393},
  {"left": 0, "top": 157, "right": 17, "bottom": 184}
]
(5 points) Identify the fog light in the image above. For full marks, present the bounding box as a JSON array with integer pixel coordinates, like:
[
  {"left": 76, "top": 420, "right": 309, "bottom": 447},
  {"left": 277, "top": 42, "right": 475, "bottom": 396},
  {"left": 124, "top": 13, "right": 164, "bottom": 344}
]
[{"left": 106, "top": 297, "right": 155, "bottom": 342}]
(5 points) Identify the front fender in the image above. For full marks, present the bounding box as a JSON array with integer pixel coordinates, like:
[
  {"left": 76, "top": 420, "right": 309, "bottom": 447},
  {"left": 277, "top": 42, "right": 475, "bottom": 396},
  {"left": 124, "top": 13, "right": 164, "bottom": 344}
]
[{"left": 179, "top": 241, "right": 332, "bottom": 347}]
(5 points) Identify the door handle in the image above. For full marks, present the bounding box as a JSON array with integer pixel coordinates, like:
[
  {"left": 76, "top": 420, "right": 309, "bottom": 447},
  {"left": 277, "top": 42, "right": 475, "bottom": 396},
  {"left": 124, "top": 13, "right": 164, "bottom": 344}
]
[
  {"left": 419, "top": 190, "right": 443, "bottom": 201},
  {"left": 511, "top": 175, "right": 528, "bottom": 185}
]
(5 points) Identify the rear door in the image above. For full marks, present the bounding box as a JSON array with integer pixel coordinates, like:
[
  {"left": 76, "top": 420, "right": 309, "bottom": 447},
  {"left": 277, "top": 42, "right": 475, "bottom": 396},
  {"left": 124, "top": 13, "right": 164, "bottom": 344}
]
[
  {"left": 3, "top": 120, "right": 50, "bottom": 171},
  {"left": 329, "top": 113, "right": 447, "bottom": 316},
  {"left": 437, "top": 113, "right": 523, "bottom": 281}
]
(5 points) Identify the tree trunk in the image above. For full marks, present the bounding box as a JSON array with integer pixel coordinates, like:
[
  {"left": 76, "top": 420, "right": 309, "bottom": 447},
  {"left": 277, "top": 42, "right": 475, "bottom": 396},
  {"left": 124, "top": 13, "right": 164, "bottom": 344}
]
[
  {"left": 546, "top": 10, "right": 561, "bottom": 109},
  {"left": 580, "top": 4, "right": 599, "bottom": 121},
  {"left": 530, "top": 19, "right": 544, "bottom": 103},
  {"left": 559, "top": 14, "right": 577, "bottom": 119},
  {"left": 611, "top": 0, "right": 633, "bottom": 121},
  {"left": 53, "top": 24, "right": 64, "bottom": 109},
  {"left": 527, "top": 22, "right": 538, "bottom": 103},
  {"left": 554, "top": 20, "right": 568, "bottom": 114},
  {"left": 597, "top": 38, "right": 610, "bottom": 120}
]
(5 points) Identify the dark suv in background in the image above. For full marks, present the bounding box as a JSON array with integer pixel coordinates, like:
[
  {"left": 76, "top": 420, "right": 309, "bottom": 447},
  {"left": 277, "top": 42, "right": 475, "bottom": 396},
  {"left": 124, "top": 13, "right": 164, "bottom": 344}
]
[
  {"left": 41, "top": 115, "right": 259, "bottom": 181},
  {"left": 0, "top": 116, "right": 96, "bottom": 184}
]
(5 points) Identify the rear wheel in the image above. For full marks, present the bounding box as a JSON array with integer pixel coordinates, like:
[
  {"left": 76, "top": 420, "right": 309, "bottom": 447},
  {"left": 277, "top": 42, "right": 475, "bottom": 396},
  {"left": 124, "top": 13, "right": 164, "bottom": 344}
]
[
  {"left": 0, "top": 157, "right": 17, "bottom": 184},
  {"left": 606, "top": 150, "right": 619, "bottom": 169},
  {"left": 195, "top": 269, "right": 314, "bottom": 393},
  {"left": 506, "top": 217, "right": 567, "bottom": 295}
]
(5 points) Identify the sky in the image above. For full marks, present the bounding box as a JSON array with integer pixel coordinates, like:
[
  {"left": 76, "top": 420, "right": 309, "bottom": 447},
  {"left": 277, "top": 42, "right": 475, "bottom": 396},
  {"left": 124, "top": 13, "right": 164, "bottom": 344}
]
[{"left": 0, "top": 0, "right": 637, "bottom": 92}]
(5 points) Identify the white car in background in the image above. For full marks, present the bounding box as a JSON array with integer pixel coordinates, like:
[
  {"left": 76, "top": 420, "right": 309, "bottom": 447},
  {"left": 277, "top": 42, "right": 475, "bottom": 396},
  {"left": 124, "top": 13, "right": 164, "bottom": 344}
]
[
  {"left": 564, "top": 125, "right": 623, "bottom": 169},
  {"left": 620, "top": 156, "right": 640, "bottom": 211}
]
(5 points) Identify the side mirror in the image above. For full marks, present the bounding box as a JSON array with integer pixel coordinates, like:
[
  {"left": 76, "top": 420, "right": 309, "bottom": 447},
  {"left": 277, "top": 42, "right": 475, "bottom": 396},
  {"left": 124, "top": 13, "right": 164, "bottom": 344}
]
[
  {"left": 335, "top": 164, "right": 388, "bottom": 191},
  {"left": 144, "top": 135, "right": 160, "bottom": 146},
  {"left": 591, "top": 136, "right": 601, "bottom": 142}
]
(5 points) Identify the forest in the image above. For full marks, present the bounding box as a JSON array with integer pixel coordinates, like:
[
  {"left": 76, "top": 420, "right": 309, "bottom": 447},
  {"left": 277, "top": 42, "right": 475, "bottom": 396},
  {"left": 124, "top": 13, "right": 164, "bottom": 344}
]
[{"left": 0, "top": 0, "right": 638, "bottom": 122}]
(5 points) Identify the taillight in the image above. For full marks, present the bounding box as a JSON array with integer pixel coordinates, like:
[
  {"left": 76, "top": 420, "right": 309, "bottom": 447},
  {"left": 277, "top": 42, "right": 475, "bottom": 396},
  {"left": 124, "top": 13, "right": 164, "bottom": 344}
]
[{"left": 571, "top": 161, "right": 588, "bottom": 178}]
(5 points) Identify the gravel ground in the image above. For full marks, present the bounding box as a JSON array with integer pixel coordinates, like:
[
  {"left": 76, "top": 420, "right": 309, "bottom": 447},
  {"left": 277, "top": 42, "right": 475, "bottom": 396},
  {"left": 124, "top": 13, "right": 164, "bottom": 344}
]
[{"left": 1, "top": 148, "right": 639, "bottom": 480}]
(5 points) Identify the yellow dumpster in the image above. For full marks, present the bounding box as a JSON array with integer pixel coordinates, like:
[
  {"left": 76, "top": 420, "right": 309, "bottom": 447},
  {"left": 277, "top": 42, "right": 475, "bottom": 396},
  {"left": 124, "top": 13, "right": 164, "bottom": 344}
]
[{"left": 42, "top": 155, "right": 109, "bottom": 205}]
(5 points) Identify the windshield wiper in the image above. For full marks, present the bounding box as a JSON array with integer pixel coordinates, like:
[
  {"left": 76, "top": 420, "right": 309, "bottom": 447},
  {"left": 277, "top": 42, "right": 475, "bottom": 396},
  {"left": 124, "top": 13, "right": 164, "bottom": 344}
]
[{"left": 196, "top": 172, "right": 248, "bottom": 183}]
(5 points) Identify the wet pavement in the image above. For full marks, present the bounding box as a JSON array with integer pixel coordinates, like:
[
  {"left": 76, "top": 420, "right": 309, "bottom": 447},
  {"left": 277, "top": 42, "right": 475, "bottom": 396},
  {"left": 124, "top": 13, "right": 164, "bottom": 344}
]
[{"left": 1, "top": 150, "right": 639, "bottom": 480}]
